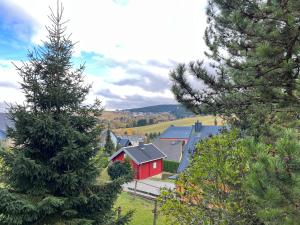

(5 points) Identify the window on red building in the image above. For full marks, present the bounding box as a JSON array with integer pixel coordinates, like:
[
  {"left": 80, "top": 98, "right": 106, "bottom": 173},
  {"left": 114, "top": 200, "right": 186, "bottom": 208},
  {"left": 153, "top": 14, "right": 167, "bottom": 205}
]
[{"left": 153, "top": 162, "right": 157, "bottom": 169}]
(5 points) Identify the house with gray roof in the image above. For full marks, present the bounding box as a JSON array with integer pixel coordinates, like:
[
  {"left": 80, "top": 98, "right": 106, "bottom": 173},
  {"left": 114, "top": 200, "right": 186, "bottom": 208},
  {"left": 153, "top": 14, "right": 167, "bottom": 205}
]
[
  {"left": 160, "top": 125, "right": 192, "bottom": 143},
  {"left": 117, "top": 138, "right": 132, "bottom": 148},
  {"left": 118, "top": 135, "right": 144, "bottom": 146},
  {"left": 109, "top": 142, "right": 166, "bottom": 180},
  {"left": 152, "top": 139, "right": 183, "bottom": 162},
  {"left": 177, "top": 125, "right": 224, "bottom": 173},
  {"left": 159, "top": 121, "right": 225, "bottom": 175}
]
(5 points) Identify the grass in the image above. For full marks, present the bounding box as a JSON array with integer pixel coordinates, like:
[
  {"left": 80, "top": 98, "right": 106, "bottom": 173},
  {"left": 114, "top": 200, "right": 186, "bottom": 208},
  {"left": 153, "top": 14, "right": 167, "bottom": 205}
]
[
  {"left": 115, "top": 192, "right": 170, "bottom": 225},
  {"left": 114, "top": 115, "right": 224, "bottom": 135},
  {"left": 149, "top": 172, "right": 176, "bottom": 183},
  {"left": 97, "top": 167, "right": 110, "bottom": 184},
  {"left": 98, "top": 169, "right": 170, "bottom": 225}
]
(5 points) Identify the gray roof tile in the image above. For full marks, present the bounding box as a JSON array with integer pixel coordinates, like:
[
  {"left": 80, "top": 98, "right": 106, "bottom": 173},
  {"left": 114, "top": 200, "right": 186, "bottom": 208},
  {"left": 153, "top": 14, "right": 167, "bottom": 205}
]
[
  {"left": 160, "top": 125, "right": 193, "bottom": 139},
  {"left": 118, "top": 138, "right": 131, "bottom": 147},
  {"left": 177, "top": 125, "right": 224, "bottom": 173},
  {"left": 152, "top": 139, "right": 183, "bottom": 162},
  {"left": 110, "top": 143, "right": 166, "bottom": 164}
]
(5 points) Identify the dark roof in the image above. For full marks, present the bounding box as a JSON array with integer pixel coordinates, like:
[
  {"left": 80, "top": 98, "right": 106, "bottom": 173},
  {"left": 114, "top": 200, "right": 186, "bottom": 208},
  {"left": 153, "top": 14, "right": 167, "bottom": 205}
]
[
  {"left": 118, "top": 135, "right": 144, "bottom": 142},
  {"left": 177, "top": 125, "right": 224, "bottom": 173},
  {"left": 160, "top": 125, "right": 193, "bottom": 139},
  {"left": 109, "top": 143, "right": 166, "bottom": 164},
  {"left": 152, "top": 139, "right": 183, "bottom": 162},
  {"left": 118, "top": 138, "right": 131, "bottom": 147}
]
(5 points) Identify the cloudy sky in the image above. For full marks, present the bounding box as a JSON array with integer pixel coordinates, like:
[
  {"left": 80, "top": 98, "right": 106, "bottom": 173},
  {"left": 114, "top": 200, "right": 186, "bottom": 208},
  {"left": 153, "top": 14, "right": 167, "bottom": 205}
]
[{"left": 0, "top": 0, "right": 208, "bottom": 111}]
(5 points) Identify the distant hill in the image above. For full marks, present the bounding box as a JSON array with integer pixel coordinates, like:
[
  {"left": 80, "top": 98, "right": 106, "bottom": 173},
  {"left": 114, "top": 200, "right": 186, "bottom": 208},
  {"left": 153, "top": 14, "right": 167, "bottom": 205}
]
[
  {"left": 114, "top": 115, "right": 224, "bottom": 135},
  {"left": 123, "top": 104, "right": 194, "bottom": 118}
]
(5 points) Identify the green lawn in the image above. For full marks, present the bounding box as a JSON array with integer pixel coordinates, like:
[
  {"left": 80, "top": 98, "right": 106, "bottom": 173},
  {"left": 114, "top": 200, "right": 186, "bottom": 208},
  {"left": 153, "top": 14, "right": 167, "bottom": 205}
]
[
  {"left": 98, "top": 166, "right": 171, "bottom": 224},
  {"left": 97, "top": 167, "right": 110, "bottom": 184},
  {"left": 115, "top": 192, "right": 169, "bottom": 225},
  {"left": 149, "top": 172, "right": 176, "bottom": 183}
]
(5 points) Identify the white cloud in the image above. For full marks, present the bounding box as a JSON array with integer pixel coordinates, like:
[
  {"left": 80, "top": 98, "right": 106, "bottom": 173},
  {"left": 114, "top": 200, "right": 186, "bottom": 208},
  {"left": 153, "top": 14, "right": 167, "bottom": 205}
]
[
  {"left": 0, "top": 60, "right": 24, "bottom": 104},
  {"left": 9, "top": 0, "right": 208, "bottom": 61},
  {"left": 3, "top": 0, "right": 209, "bottom": 109}
]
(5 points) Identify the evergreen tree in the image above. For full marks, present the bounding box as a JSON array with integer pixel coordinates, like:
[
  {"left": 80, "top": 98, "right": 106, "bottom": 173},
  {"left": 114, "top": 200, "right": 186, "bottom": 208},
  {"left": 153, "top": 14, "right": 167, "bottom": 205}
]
[
  {"left": 165, "top": 1, "right": 300, "bottom": 224},
  {"left": 170, "top": 0, "right": 300, "bottom": 135},
  {"left": 107, "top": 160, "right": 133, "bottom": 182},
  {"left": 245, "top": 128, "right": 300, "bottom": 224},
  {"left": 0, "top": 4, "right": 130, "bottom": 225},
  {"left": 104, "top": 129, "right": 115, "bottom": 155}
]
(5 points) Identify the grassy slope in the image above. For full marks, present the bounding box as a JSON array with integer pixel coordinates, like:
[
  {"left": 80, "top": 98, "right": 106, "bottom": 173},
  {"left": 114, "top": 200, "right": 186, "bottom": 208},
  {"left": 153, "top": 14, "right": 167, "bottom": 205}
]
[
  {"left": 115, "top": 192, "right": 169, "bottom": 225},
  {"left": 114, "top": 115, "right": 223, "bottom": 135},
  {"left": 98, "top": 169, "right": 169, "bottom": 225}
]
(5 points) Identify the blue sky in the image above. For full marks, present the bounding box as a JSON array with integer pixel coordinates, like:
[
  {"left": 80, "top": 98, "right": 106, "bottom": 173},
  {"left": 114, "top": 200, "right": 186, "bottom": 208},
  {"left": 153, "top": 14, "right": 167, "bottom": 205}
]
[{"left": 0, "top": 0, "right": 207, "bottom": 110}]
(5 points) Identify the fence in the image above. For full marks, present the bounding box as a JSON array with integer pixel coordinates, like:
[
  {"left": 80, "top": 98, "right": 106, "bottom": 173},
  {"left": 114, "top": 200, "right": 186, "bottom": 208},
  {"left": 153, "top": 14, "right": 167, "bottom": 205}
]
[{"left": 118, "top": 179, "right": 170, "bottom": 225}]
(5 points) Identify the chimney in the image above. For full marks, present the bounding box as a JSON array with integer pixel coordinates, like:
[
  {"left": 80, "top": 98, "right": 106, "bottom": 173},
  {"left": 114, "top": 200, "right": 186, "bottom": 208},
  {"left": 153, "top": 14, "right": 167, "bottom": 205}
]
[
  {"left": 195, "top": 121, "right": 202, "bottom": 133},
  {"left": 139, "top": 141, "right": 144, "bottom": 148}
]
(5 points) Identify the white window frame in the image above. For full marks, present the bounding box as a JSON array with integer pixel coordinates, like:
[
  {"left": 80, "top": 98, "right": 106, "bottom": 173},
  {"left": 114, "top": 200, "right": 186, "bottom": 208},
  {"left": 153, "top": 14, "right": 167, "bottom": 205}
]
[{"left": 153, "top": 162, "right": 157, "bottom": 169}]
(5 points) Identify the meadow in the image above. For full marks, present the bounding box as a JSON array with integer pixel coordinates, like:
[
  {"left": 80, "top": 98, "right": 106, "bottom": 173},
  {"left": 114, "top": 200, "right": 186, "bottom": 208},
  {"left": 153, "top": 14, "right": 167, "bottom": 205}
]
[
  {"left": 115, "top": 192, "right": 169, "bottom": 225},
  {"left": 99, "top": 168, "right": 170, "bottom": 225},
  {"left": 114, "top": 115, "right": 224, "bottom": 135}
]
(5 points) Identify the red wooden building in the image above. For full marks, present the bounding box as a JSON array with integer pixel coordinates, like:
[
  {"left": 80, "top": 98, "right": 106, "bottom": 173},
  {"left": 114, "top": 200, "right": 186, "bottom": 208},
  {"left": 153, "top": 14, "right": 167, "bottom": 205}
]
[{"left": 109, "top": 142, "right": 166, "bottom": 180}]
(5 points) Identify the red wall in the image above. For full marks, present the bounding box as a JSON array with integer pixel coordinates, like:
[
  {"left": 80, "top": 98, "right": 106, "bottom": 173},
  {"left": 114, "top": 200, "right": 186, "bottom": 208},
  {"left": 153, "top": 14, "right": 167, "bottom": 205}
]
[
  {"left": 137, "top": 159, "right": 163, "bottom": 180},
  {"left": 112, "top": 152, "right": 140, "bottom": 179},
  {"left": 130, "top": 160, "right": 139, "bottom": 179},
  {"left": 112, "top": 152, "right": 163, "bottom": 180},
  {"left": 112, "top": 152, "right": 125, "bottom": 162}
]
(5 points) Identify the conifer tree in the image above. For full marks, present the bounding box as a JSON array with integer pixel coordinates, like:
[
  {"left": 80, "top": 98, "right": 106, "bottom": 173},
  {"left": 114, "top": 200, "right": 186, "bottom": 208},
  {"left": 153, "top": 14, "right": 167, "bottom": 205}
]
[
  {"left": 245, "top": 128, "right": 300, "bottom": 224},
  {"left": 0, "top": 3, "right": 130, "bottom": 225},
  {"left": 170, "top": 0, "right": 300, "bottom": 135},
  {"left": 104, "top": 129, "right": 115, "bottom": 155},
  {"left": 165, "top": 2, "right": 300, "bottom": 224}
]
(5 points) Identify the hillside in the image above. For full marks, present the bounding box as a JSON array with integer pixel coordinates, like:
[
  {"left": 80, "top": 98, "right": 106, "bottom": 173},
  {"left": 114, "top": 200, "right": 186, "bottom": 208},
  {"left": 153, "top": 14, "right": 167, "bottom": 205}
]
[
  {"left": 123, "top": 104, "right": 194, "bottom": 118},
  {"left": 98, "top": 111, "right": 174, "bottom": 129},
  {"left": 114, "top": 115, "right": 224, "bottom": 135}
]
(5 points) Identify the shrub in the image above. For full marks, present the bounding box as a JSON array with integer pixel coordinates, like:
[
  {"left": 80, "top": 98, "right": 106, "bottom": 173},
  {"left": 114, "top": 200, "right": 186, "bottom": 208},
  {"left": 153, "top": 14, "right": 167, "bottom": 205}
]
[
  {"left": 163, "top": 160, "right": 179, "bottom": 173},
  {"left": 108, "top": 160, "right": 134, "bottom": 181}
]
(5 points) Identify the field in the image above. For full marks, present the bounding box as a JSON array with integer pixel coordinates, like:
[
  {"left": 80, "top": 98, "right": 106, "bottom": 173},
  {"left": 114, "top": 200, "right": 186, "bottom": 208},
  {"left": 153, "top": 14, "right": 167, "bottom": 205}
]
[
  {"left": 114, "top": 115, "right": 224, "bottom": 135},
  {"left": 98, "top": 111, "right": 174, "bottom": 130},
  {"left": 115, "top": 192, "right": 169, "bottom": 225}
]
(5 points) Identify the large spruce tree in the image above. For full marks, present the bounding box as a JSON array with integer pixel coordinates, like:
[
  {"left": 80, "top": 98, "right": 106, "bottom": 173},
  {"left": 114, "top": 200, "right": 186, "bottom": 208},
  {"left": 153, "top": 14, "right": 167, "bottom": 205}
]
[
  {"left": 0, "top": 4, "right": 129, "bottom": 225},
  {"left": 171, "top": 0, "right": 300, "bottom": 135}
]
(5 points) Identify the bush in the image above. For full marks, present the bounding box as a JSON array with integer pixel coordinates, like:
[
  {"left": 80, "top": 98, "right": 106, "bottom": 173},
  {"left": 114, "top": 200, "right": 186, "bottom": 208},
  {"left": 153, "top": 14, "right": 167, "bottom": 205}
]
[
  {"left": 163, "top": 160, "right": 179, "bottom": 173},
  {"left": 108, "top": 160, "right": 134, "bottom": 181}
]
